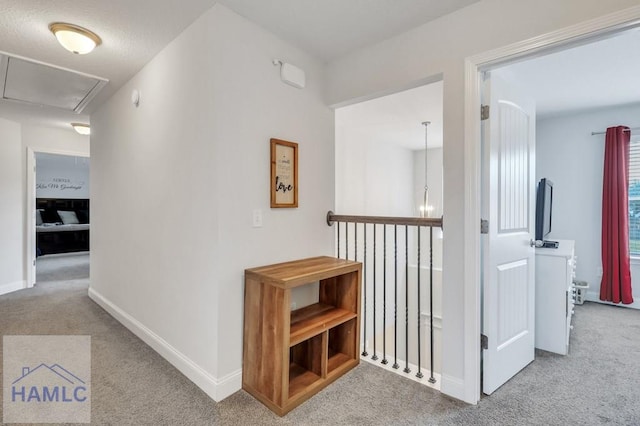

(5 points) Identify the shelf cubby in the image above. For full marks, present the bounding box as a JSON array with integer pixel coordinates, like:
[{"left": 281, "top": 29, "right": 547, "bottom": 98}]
[
  {"left": 327, "top": 318, "right": 357, "bottom": 376},
  {"left": 288, "top": 333, "right": 324, "bottom": 399}
]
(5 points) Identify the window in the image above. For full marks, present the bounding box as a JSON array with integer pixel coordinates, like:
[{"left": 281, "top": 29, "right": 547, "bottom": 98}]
[{"left": 629, "top": 136, "right": 640, "bottom": 256}]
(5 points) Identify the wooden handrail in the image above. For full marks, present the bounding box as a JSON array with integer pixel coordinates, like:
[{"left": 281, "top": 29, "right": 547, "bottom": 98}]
[{"left": 326, "top": 211, "right": 443, "bottom": 228}]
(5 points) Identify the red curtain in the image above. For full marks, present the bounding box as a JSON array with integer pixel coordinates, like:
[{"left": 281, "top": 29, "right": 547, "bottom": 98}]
[{"left": 600, "top": 125, "right": 634, "bottom": 304}]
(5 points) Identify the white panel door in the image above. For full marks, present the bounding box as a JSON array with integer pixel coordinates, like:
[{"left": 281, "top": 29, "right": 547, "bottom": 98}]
[{"left": 482, "top": 71, "right": 536, "bottom": 395}]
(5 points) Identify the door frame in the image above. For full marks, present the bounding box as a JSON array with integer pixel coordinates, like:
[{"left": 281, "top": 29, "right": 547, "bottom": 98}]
[
  {"left": 463, "top": 6, "right": 640, "bottom": 403},
  {"left": 26, "top": 147, "right": 90, "bottom": 288}
]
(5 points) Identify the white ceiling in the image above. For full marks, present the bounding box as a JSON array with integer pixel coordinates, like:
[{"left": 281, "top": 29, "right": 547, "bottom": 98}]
[
  {"left": 1, "top": 1, "right": 639, "bottom": 133},
  {"left": 336, "top": 27, "right": 640, "bottom": 153},
  {"left": 0, "top": 0, "right": 479, "bottom": 129},
  {"left": 0, "top": 0, "right": 218, "bottom": 127},
  {"left": 336, "top": 82, "right": 443, "bottom": 151},
  {"left": 218, "top": 0, "right": 480, "bottom": 61},
  {"left": 496, "top": 27, "right": 640, "bottom": 119}
]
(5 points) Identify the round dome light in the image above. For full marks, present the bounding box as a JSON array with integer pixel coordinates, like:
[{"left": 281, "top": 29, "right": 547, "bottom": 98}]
[
  {"left": 50, "top": 23, "right": 102, "bottom": 55},
  {"left": 71, "top": 123, "right": 91, "bottom": 135}
]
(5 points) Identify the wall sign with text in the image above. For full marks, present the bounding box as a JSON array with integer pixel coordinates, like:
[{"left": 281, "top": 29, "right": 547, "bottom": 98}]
[
  {"left": 36, "top": 176, "right": 88, "bottom": 199},
  {"left": 270, "top": 138, "right": 298, "bottom": 208}
]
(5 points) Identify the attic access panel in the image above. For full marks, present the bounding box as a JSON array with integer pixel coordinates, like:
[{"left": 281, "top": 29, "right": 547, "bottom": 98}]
[{"left": 0, "top": 54, "right": 108, "bottom": 113}]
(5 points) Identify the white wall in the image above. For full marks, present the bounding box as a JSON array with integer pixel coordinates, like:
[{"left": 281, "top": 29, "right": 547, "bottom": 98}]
[
  {"left": 211, "top": 5, "right": 334, "bottom": 379},
  {"left": 537, "top": 103, "right": 640, "bottom": 309},
  {"left": 0, "top": 118, "right": 24, "bottom": 295},
  {"left": 335, "top": 111, "right": 415, "bottom": 216},
  {"left": 90, "top": 3, "right": 333, "bottom": 400},
  {"left": 326, "top": 0, "right": 640, "bottom": 402},
  {"left": 22, "top": 125, "right": 89, "bottom": 157}
]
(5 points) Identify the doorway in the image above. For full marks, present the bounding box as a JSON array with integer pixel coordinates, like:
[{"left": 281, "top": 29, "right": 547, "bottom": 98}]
[
  {"left": 27, "top": 149, "right": 90, "bottom": 287},
  {"left": 469, "top": 15, "right": 640, "bottom": 398},
  {"left": 491, "top": 28, "right": 640, "bottom": 310}
]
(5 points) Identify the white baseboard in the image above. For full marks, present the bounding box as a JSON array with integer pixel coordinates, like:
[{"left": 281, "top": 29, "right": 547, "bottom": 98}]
[
  {"left": 88, "top": 287, "right": 241, "bottom": 401},
  {"left": 215, "top": 369, "right": 243, "bottom": 400},
  {"left": 0, "top": 280, "right": 25, "bottom": 296},
  {"left": 440, "top": 374, "right": 466, "bottom": 402},
  {"left": 586, "top": 290, "right": 640, "bottom": 310},
  {"left": 585, "top": 290, "right": 599, "bottom": 303},
  {"left": 360, "top": 349, "right": 441, "bottom": 391}
]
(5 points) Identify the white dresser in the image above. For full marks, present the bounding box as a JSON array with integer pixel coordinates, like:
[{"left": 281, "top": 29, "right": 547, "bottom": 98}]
[{"left": 535, "top": 239, "right": 576, "bottom": 355}]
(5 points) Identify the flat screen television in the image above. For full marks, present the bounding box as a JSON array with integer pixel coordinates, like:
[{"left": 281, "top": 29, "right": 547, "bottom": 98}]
[{"left": 535, "top": 178, "right": 553, "bottom": 241}]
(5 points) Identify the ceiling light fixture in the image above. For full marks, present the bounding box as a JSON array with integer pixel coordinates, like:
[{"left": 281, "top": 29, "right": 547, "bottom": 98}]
[
  {"left": 71, "top": 123, "right": 90, "bottom": 135},
  {"left": 49, "top": 23, "right": 102, "bottom": 55}
]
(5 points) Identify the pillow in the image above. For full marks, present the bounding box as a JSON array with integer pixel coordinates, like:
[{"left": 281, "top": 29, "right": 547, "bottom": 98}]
[
  {"left": 35, "top": 209, "right": 43, "bottom": 226},
  {"left": 58, "top": 210, "right": 80, "bottom": 225}
]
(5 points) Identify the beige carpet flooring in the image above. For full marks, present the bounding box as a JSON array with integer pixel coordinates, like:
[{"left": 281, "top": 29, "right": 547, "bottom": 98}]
[{"left": 1, "top": 269, "right": 639, "bottom": 424}]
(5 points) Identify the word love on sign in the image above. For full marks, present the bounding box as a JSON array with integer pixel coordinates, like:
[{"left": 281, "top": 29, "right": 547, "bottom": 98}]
[
  {"left": 274, "top": 176, "right": 293, "bottom": 194},
  {"left": 270, "top": 139, "right": 298, "bottom": 208}
]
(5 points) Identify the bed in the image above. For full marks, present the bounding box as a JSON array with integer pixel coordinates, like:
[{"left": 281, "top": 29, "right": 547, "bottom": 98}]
[{"left": 36, "top": 198, "right": 90, "bottom": 256}]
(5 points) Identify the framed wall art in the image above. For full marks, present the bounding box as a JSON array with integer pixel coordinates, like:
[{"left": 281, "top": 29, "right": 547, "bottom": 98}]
[{"left": 270, "top": 138, "right": 298, "bottom": 208}]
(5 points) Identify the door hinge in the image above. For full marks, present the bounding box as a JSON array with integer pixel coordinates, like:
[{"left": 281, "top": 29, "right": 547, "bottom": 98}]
[
  {"left": 481, "top": 105, "right": 490, "bottom": 120},
  {"left": 481, "top": 334, "right": 488, "bottom": 350},
  {"left": 480, "top": 219, "right": 489, "bottom": 234}
]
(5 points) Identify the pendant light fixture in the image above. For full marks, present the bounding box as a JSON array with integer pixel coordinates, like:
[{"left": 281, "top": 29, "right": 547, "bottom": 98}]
[
  {"left": 49, "top": 23, "right": 102, "bottom": 55},
  {"left": 71, "top": 123, "right": 90, "bottom": 135},
  {"left": 420, "top": 121, "right": 432, "bottom": 218}
]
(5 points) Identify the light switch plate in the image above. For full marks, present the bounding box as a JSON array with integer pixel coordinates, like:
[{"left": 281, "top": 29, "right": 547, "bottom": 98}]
[{"left": 252, "top": 209, "right": 263, "bottom": 227}]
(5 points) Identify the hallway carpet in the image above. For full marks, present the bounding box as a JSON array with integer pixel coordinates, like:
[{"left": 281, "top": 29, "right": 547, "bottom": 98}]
[{"left": 1, "top": 279, "right": 639, "bottom": 425}]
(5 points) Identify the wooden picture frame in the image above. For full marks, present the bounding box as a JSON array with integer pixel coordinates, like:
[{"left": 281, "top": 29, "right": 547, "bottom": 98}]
[{"left": 270, "top": 138, "right": 298, "bottom": 208}]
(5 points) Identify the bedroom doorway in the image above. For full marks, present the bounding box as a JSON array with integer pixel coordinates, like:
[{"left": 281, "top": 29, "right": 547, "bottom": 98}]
[
  {"left": 467, "top": 10, "right": 640, "bottom": 401},
  {"left": 27, "top": 149, "right": 90, "bottom": 287}
]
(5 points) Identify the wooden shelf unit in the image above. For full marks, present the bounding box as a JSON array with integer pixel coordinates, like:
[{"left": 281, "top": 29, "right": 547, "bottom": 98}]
[{"left": 243, "top": 256, "right": 362, "bottom": 416}]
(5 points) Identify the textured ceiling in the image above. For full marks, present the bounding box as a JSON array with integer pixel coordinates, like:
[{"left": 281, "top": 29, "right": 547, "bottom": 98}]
[
  {"left": 336, "top": 82, "right": 443, "bottom": 151},
  {"left": 2, "top": 0, "right": 636, "bottom": 131},
  {"left": 0, "top": 0, "right": 479, "bottom": 129},
  {"left": 218, "top": 0, "right": 480, "bottom": 61},
  {"left": 497, "top": 28, "right": 640, "bottom": 119},
  {"left": 0, "top": 0, "right": 217, "bottom": 127}
]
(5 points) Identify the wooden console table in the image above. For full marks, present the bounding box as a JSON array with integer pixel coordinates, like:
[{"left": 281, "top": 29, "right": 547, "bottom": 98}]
[{"left": 243, "top": 256, "right": 362, "bottom": 416}]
